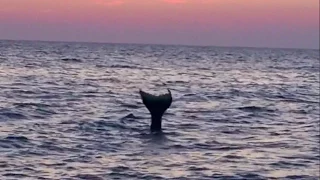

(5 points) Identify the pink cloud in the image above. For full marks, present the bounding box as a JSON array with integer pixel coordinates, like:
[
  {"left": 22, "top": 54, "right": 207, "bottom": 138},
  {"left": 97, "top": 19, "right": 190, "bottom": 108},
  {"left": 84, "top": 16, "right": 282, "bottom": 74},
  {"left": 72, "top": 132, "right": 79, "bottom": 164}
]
[
  {"left": 93, "top": 0, "right": 124, "bottom": 7},
  {"left": 41, "top": 9, "right": 54, "bottom": 14},
  {"left": 163, "top": 0, "right": 186, "bottom": 4},
  {"left": 162, "top": 0, "right": 213, "bottom": 5}
]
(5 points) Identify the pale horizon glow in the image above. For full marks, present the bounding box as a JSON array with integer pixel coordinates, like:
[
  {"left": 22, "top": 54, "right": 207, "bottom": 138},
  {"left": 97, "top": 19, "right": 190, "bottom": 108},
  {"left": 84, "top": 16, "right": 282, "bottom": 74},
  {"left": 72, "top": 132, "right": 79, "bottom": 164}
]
[{"left": 0, "top": 0, "right": 319, "bottom": 49}]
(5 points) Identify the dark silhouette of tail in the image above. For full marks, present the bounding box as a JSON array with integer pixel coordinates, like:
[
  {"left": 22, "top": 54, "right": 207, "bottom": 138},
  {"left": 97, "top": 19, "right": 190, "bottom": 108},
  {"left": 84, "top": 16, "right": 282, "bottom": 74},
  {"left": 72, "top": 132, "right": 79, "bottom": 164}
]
[{"left": 139, "top": 89, "right": 172, "bottom": 131}]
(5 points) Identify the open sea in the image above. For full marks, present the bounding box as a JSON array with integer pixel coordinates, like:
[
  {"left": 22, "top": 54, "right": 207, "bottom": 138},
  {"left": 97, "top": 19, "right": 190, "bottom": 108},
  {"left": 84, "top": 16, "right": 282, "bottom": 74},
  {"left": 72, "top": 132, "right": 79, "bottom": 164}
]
[{"left": 0, "top": 40, "right": 319, "bottom": 180}]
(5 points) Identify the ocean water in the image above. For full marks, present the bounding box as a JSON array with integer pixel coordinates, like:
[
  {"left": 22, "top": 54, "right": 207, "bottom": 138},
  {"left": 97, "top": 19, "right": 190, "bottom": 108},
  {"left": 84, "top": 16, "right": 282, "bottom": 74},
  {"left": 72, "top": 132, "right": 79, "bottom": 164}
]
[{"left": 0, "top": 40, "right": 319, "bottom": 180}]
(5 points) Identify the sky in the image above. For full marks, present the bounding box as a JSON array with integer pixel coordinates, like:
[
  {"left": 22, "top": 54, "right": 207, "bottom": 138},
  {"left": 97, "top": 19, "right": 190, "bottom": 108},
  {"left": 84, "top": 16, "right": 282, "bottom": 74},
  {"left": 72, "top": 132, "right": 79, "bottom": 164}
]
[{"left": 0, "top": 0, "right": 319, "bottom": 49}]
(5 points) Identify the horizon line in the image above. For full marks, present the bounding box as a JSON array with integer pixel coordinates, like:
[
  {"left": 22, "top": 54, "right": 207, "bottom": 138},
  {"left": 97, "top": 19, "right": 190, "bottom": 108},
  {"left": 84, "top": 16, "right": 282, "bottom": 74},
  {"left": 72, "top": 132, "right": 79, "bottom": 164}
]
[{"left": 0, "top": 38, "right": 318, "bottom": 51}]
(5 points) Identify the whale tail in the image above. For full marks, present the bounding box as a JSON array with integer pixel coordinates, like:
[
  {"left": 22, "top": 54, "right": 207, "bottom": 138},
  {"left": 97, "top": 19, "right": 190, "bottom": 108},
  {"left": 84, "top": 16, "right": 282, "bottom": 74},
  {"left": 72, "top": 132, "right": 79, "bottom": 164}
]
[{"left": 139, "top": 89, "right": 172, "bottom": 131}]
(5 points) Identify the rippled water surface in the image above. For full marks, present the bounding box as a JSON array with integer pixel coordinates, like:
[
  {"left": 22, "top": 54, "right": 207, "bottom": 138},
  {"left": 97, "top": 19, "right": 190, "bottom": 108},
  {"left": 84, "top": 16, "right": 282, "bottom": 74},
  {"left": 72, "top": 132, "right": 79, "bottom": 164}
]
[{"left": 0, "top": 40, "right": 319, "bottom": 180}]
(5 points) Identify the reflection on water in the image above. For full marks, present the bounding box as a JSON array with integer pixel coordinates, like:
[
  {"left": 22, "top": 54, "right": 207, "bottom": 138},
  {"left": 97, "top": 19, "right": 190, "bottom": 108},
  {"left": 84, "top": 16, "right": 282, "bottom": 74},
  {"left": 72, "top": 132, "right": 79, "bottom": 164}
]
[{"left": 0, "top": 40, "right": 319, "bottom": 179}]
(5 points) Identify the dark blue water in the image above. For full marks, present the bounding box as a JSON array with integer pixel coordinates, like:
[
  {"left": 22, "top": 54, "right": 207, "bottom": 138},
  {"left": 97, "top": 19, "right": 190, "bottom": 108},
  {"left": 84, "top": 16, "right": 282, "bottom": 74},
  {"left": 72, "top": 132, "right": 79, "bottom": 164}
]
[{"left": 0, "top": 40, "right": 319, "bottom": 180}]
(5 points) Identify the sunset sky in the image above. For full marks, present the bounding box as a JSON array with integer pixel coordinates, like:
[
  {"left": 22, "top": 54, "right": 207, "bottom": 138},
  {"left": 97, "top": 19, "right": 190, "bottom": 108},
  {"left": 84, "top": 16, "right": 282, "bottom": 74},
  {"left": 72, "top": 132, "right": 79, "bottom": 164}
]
[{"left": 0, "top": 0, "right": 319, "bottom": 49}]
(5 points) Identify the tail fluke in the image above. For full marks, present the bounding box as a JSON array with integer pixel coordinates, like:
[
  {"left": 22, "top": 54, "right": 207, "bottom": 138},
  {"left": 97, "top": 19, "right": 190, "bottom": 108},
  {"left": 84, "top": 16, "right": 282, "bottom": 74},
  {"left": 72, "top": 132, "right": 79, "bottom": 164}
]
[{"left": 139, "top": 89, "right": 172, "bottom": 131}]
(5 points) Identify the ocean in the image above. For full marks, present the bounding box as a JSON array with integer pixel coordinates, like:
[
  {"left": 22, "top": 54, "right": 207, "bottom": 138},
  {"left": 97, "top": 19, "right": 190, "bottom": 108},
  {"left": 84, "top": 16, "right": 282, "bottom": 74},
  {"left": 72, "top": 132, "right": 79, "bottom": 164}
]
[{"left": 0, "top": 40, "right": 319, "bottom": 180}]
